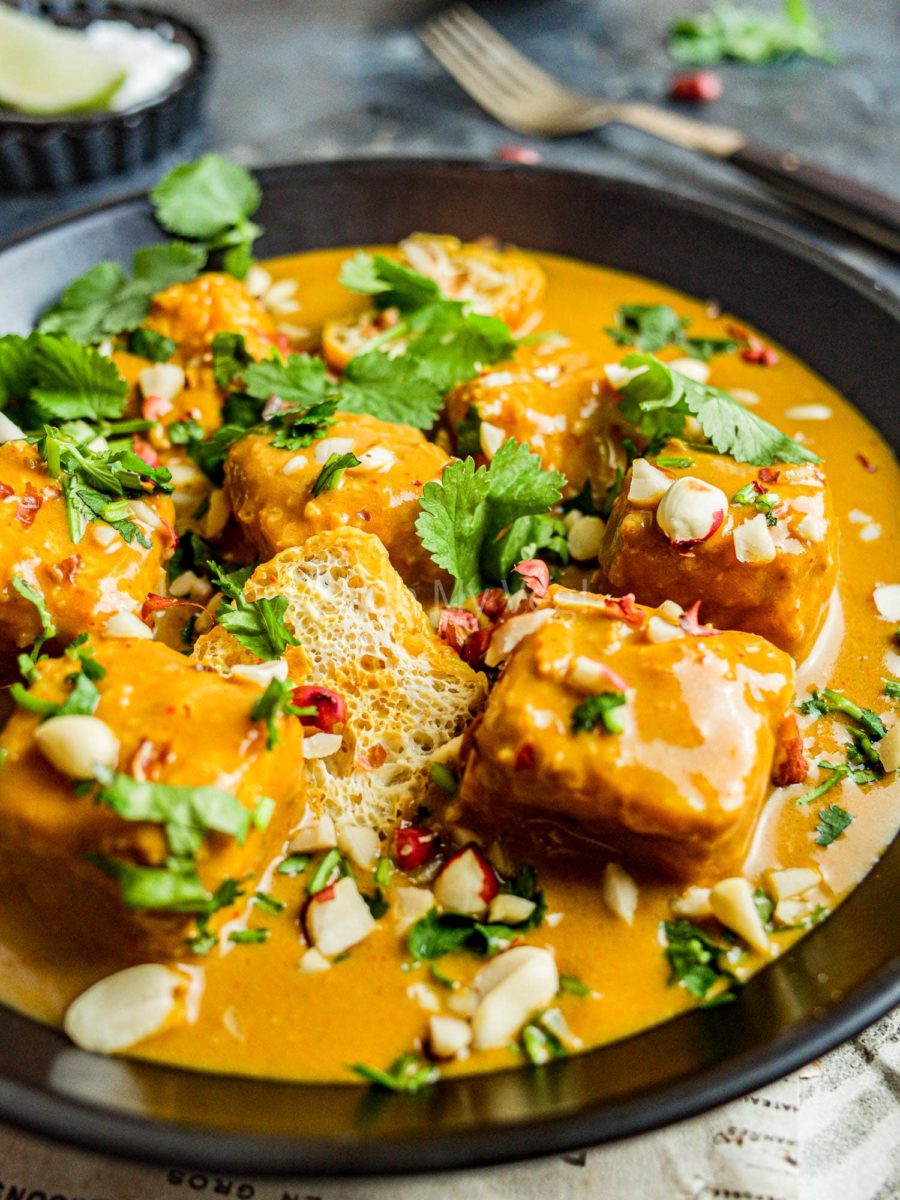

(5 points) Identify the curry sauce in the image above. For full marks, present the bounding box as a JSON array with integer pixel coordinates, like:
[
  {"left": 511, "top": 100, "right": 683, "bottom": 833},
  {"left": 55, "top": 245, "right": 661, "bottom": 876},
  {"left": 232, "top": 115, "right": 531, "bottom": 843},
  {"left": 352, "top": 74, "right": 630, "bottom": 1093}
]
[{"left": 0, "top": 243, "right": 897, "bottom": 1086}]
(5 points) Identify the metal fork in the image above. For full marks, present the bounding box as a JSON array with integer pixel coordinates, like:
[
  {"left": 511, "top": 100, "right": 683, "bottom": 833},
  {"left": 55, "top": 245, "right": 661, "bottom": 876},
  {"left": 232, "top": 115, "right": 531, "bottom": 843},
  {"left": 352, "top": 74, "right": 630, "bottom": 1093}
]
[{"left": 420, "top": 4, "right": 900, "bottom": 254}]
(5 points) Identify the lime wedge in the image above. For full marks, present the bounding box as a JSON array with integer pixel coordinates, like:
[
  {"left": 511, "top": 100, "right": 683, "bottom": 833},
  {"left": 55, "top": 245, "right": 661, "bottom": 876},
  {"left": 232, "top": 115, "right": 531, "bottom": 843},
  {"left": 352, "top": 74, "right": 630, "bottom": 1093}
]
[{"left": 0, "top": 5, "right": 126, "bottom": 115}]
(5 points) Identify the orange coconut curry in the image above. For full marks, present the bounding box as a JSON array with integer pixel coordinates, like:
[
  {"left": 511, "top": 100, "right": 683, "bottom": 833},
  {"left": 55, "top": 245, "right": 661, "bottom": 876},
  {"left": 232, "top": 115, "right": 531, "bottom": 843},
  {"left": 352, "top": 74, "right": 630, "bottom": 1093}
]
[{"left": 0, "top": 158, "right": 897, "bottom": 1089}]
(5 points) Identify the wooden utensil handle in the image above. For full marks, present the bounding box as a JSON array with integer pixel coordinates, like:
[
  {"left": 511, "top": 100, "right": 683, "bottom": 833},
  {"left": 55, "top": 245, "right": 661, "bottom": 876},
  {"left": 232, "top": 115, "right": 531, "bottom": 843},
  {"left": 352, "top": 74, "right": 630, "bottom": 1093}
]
[{"left": 728, "top": 141, "right": 900, "bottom": 255}]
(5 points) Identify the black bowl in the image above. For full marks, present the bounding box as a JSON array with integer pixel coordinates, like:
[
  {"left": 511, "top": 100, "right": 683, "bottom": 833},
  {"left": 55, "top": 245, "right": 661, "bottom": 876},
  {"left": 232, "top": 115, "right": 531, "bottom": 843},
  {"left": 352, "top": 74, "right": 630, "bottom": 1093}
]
[
  {"left": 0, "top": 158, "right": 897, "bottom": 1175},
  {"left": 0, "top": 1, "right": 210, "bottom": 192}
]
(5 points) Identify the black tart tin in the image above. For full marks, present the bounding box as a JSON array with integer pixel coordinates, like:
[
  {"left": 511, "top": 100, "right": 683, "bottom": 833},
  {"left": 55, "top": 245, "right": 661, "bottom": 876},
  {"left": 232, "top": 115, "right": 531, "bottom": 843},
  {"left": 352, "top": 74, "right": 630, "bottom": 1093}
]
[
  {"left": 0, "top": 1, "right": 210, "bottom": 193},
  {"left": 0, "top": 159, "right": 897, "bottom": 1175}
]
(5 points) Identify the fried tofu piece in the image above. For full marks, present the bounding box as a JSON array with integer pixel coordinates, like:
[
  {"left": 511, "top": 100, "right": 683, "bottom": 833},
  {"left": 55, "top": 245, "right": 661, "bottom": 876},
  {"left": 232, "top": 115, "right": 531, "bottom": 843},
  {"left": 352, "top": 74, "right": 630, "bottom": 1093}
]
[
  {"left": 224, "top": 412, "right": 450, "bottom": 594},
  {"left": 0, "top": 638, "right": 305, "bottom": 960},
  {"left": 322, "top": 233, "right": 546, "bottom": 371},
  {"left": 445, "top": 341, "right": 626, "bottom": 501},
  {"left": 193, "top": 528, "right": 487, "bottom": 832},
  {"left": 456, "top": 588, "right": 796, "bottom": 882},
  {"left": 0, "top": 441, "right": 174, "bottom": 679},
  {"left": 145, "top": 272, "right": 278, "bottom": 364},
  {"left": 597, "top": 442, "right": 838, "bottom": 660}
]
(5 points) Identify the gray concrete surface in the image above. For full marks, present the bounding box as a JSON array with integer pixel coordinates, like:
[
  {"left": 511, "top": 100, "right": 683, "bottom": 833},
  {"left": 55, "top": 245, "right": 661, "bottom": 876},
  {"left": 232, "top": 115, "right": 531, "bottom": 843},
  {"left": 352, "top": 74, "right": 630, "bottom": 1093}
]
[{"left": 1, "top": 0, "right": 898, "bottom": 290}]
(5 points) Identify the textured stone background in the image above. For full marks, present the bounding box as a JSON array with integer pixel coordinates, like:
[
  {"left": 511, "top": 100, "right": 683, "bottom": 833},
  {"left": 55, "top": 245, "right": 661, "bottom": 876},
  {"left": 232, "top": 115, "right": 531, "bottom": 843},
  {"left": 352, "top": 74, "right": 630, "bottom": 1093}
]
[{"left": 0, "top": 0, "right": 898, "bottom": 291}]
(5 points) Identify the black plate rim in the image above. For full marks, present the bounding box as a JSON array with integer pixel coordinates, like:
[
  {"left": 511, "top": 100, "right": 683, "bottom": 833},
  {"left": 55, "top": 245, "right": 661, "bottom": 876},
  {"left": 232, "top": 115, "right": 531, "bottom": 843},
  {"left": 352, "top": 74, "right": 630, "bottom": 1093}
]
[{"left": 0, "top": 155, "right": 897, "bottom": 1177}]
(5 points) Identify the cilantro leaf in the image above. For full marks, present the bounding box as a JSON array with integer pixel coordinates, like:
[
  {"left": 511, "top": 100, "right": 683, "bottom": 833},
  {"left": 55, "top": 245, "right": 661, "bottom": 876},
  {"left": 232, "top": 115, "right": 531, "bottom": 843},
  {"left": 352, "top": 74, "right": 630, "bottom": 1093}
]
[
  {"left": 0, "top": 334, "right": 36, "bottom": 407},
  {"left": 340, "top": 252, "right": 441, "bottom": 311},
  {"left": 311, "top": 451, "right": 361, "bottom": 497},
  {"left": 38, "top": 426, "right": 172, "bottom": 547},
  {"left": 250, "top": 677, "right": 312, "bottom": 750},
  {"left": 571, "top": 692, "right": 627, "bottom": 734},
  {"left": 38, "top": 243, "right": 205, "bottom": 344},
  {"left": 350, "top": 1053, "right": 439, "bottom": 1093},
  {"left": 335, "top": 351, "right": 444, "bottom": 429},
  {"left": 605, "top": 303, "right": 738, "bottom": 362},
  {"left": 798, "top": 688, "right": 886, "bottom": 742},
  {"left": 207, "top": 559, "right": 257, "bottom": 601},
  {"left": 243, "top": 352, "right": 330, "bottom": 407},
  {"left": 11, "top": 576, "right": 56, "bottom": 648},
  {"left": 28, "top": 336, "right": 127, "bottom": 422},
  {"left": 662, "top": 919, "right": 736, "bottom": 1004},
  {"left": 617, "top": 353, "right": 819, "bottom": 466},
  {"left": 128, "top": 329, "right": 176, "bottom": 362},
  {"left": 338, "top": 252, "right": 518, "bottom": 412},
  {"left": 668, "top": 0, "right": 837, "bottom": 65},
  {"left": 88, "top": 854, "right": 214, "bottom": 913},
  {"left": 212, "top": 331, "right": 255, "bottom": 391},
  {"left": 218, "top": 594, "right": 300, "bottom": 661},
  {"left": 417, "top": 439, "right": 565, "bottom": 603},
  {"left": 95, "top": 768, "right": 253, "bottom": 858},
  {"left": 405, "top": 307, "right": 517, "bottom": 394},
  {"left": 815, "top": 803, "right": 853, "bottom": 846},
  {"left": 151, "top": 155, "right": 262, "bottom": 263},
  {"left": 606, "top": 304, "right": 689, "bottom": 352}
]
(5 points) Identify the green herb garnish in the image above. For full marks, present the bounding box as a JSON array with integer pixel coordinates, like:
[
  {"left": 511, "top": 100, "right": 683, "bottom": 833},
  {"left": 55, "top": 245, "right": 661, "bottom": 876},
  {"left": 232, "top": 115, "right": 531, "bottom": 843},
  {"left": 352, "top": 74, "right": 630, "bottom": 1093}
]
[
  {"left": 151, "top": 154, "right": 263, "bottom": 277},
  {"left": 228, "top": 927, "right": 270, "bottom": 944},
  {"left": 815, "top": 803, "right": 853, "bottom": 847},
  {"left": 799, "top": 689, "right": 886, "bottom": 742},
  {"left": 416, "top": 438, "right": 565, "bottom": 603},
  {"left": 311, "top": 451, "right": 361, "bottom": 497},
  {"left": 250, "top": 677, "right": 313, "bottom": 749},
  {"left": 571, "top": 692, "right": 627, "bottom": 735},
  {"left": 218, "top": 593, "right": 300, "bottom": 661},
  {"left": 662, "top": 919, "right": 736, "bottom": 1004},
  {"left": 616, "top": 353, "right": 818, "bottom": 467},
  {"left": 350, "top": 1053, "right": 439, "bottom": 1093},
  {"left": 668, "top": 0, "right": 837, "bottom": 66},
  {"left": 37, "top": 243, "right": 206, "bottom": 345}
]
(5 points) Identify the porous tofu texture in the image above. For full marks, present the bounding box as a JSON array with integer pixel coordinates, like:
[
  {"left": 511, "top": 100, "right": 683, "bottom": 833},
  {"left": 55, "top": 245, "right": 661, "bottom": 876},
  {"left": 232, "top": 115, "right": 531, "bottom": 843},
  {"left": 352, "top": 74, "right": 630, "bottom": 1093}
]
[
  {"left": 0, "top": 638, "right": 305, "bottom": 960},
  {"left": 456, "top": 588, "right": 796, "bottom": 882},
  {"left": 597, "top": 440, "right": 838, "bottom": 660},
  {"left": 224, "top": 411, "right": 450, "bottom": 595},
  {"left": 0, "top": 441, "right": 174, "bottom": 680},
  {"left": 193, "top": 528, "right": 487, "bottom": 833},
  {"left": 445, "top": 342, "right": 627, "bottom": 501}
]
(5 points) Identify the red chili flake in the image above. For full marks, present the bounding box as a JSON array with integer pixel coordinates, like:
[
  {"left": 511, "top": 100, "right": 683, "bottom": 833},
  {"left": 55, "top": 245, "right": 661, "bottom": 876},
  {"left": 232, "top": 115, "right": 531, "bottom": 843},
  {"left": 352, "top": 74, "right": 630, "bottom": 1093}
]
[
  {"left": 274, "top": 332, "right": 291, "bottom": 355},
  {"left": 494, "top": 144, "right": 541, "bottom": 164},
  {"left": 357, "top": 510, "right": 372, "bottom": 523},
  {"left": 315, "top": 882, "right": 338, "bottom": 903},
  {"left": 602, "top": 593, "right": 646, "bottom": 628},
  {"left": 593, "top": 662, "right": 631, "bottom": 693},
  {"left": 132, "top": 436, "right": 161, "bottom": 469},
  {"left": 679, "top": 600, "right": 717, "bottom": 637},
  {"left": 772, "top": 715, "right": 809, "bottom": 787},
  {"left": 157, "top": 516, "right": 178, "bottom": 549},
  {"left": 357, "top": 743, "right": 388, "bottom": 770},
  {"left": 856, "top": 454, "right": 877, "bottom": 473},
  {"left": 131, "top": 737, "right": 173, "bottom": 782},
  {"left": 461, "top": 624, "right": 494, "bottom": 667},
  {"left": 514, "top": 743, "right": 536, "bottom": 771},
  {"left": 741, "top": 339, "right": 779, "bottom": 367},
  {"left": 291, "top": 685, "right": 347, "bottom": 733},
  {"left": 395, "top": 826, "right": 435, "bottom": 869},
  {"left": 514, "top": 559, "right": 550, "bottom": 599},
  {"left": 140, "top": 594, "right": 202, "bottom": 625},
  {"left": 15, "top": 485, "right": 43, "bottom": 528},
  {"left": 0, "top": 481, "right": 13, "bottom": 500},
  {"left": 758, "top": 468, "right": 780, "bottom": 484},
  {"left": 752, "top": 480, "right": 768, "bottom": 495},
  {"left": 726, "top": 322, "right": 750, "bottom": 342},
  {"left": 438, "top": 606, "right": 479, "bottom": 652},
  {"left": 141, "top": 394, "right": 174, "bottom": 422},
  {"left": 668, "top": 70, "right": 723, "bottom": 103},
  {"left": 58, "top": 555, "right": 82, "bottom": 583},
  {"left": 476, "top": 588, "right": 508, "bottom": 620}
]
